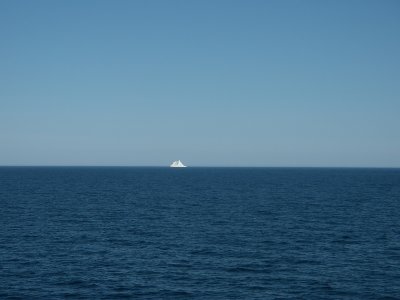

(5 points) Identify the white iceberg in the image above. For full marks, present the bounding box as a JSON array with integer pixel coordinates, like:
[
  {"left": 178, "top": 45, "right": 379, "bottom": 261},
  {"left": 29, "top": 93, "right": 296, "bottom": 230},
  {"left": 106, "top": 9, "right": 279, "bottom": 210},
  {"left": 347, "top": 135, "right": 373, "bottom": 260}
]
[{"left": 170, "top": 160, "right": 186, "bottom": 168}]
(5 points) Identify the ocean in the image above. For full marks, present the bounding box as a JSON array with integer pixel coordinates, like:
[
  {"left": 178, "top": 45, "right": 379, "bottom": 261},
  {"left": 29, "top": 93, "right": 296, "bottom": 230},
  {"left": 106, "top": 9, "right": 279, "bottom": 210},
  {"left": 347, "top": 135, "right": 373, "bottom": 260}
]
[{"left": 0, "top": 167, "right": 399, "bottom": 299}]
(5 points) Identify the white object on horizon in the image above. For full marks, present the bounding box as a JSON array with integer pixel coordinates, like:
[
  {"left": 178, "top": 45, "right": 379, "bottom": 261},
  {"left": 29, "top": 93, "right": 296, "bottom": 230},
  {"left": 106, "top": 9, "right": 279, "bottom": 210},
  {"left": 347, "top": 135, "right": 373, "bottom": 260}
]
[{"left": 170, "top": 160, "right": 187, "bottom": 168}]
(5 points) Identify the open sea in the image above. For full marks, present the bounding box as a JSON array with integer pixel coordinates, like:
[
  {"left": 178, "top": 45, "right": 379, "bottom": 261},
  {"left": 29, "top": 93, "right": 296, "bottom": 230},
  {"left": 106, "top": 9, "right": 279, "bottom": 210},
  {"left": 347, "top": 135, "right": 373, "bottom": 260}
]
[{"left": 0, "top": 167, "right": 399, "bottom": 299}]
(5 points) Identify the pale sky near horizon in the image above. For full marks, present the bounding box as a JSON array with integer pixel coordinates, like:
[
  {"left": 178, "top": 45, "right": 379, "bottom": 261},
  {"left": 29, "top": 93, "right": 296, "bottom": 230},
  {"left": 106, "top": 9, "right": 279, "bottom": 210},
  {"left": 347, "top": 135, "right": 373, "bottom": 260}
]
[{"left": 1, "top": 0, "right": 399, "bottom": 167}]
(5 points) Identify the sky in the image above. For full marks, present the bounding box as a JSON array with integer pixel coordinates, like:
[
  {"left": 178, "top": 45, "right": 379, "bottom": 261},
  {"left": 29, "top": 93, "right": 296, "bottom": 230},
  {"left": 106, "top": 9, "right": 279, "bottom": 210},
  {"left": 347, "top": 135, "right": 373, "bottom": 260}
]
[{"left": 0, "top": 0, "right": 399, "bottom": 167}]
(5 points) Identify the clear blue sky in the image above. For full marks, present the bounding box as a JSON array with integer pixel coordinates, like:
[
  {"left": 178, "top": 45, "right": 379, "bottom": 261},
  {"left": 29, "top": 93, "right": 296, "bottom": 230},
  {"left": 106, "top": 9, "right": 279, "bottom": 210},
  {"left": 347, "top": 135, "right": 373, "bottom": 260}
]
[{"left": 1, "top": 0, "right": 399, "bottom": 167}]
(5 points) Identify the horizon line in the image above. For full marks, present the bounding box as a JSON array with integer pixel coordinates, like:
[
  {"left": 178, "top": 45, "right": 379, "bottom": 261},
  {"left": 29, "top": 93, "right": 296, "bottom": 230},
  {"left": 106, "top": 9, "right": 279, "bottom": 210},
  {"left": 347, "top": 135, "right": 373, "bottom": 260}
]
[{"left": 0, "top": 165, "right": 399, "bottom": 169}]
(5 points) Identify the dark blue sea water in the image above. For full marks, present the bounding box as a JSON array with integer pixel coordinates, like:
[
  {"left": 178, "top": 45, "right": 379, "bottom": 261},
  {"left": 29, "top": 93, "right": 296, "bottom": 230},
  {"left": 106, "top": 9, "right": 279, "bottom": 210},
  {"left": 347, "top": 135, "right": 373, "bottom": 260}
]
[{"left": 1, "top": 167, "right": 399, "bottom": 299}]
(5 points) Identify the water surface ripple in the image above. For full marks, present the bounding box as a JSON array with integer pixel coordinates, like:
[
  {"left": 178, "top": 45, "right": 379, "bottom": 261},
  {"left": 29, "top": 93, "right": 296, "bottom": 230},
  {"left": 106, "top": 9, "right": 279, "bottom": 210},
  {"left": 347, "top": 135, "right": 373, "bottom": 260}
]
[{"left": 0, "top": 167, "right": 399, "bottom": 299}]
